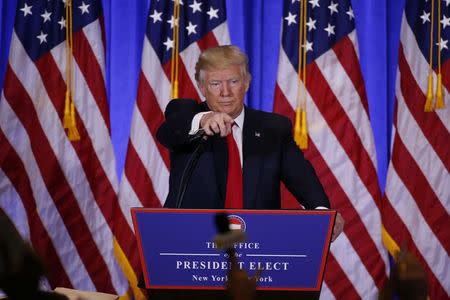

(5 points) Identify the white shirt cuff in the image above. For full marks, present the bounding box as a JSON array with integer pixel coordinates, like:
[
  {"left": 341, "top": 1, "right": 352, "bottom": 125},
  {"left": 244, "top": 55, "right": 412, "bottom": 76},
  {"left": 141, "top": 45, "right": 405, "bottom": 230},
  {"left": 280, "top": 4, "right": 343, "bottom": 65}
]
[{"left": 189, "top": 112, "right": 210, "bottom": 135}]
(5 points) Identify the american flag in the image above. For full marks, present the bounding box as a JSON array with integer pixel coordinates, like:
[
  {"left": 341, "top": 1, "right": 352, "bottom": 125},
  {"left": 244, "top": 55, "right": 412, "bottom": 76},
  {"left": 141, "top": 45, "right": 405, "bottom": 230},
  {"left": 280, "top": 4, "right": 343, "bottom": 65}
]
[
  {"left": 382, "top": 0, "right": 450, "bottom": 299},
  {"left": 273, "top": 0, "right": 389, "bottom": 298},
  {"left": 117, "top": 0, "right": 230, "bottom": 297},
  {"left": 0, "top": 0, "right": 129, "bottom": 296}
]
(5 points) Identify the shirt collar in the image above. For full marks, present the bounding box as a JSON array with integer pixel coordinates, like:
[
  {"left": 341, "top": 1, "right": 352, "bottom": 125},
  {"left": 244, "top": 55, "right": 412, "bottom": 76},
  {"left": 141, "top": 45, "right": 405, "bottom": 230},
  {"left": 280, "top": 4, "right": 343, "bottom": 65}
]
[{"left": 234, "top": 107, "right": 245, "bottom": 129}]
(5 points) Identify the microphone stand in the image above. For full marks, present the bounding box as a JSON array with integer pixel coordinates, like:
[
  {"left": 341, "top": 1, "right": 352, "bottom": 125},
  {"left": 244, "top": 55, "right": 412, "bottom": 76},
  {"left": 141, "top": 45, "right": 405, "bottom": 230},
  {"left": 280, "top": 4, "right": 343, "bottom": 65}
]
[{"left": 175, "top": 135, "right": 208, "bottom": 208}]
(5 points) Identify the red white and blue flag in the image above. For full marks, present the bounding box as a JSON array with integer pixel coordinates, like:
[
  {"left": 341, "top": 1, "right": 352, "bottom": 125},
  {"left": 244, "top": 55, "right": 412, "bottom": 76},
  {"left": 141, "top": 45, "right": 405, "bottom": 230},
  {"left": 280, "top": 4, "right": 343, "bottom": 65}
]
[
  {"left": 117, "top": 0, "right": 230, "bottom": 297},
  {"left": 273, "top": 0, "right": 389, "bottom": 298},
  {"left": 382, "top": 0, "right": 450, "bottom": 299},
  {"left": 0, "top": 0, "right": 129, "bottom": 296}
]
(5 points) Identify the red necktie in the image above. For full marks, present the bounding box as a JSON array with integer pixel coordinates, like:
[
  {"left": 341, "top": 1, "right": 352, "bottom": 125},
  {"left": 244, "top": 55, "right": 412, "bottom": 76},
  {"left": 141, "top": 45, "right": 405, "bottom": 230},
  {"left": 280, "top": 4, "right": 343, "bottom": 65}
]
[{"left": 225, "top": 125, "right": 243, "bottom": 209}]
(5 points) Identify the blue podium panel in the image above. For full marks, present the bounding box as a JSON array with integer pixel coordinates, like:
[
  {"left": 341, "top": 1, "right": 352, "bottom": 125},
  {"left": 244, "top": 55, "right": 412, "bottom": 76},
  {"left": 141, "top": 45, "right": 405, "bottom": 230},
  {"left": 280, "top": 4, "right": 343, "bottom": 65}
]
[{"left": 132, "top": 209, "right": 335, "bottom": 291}]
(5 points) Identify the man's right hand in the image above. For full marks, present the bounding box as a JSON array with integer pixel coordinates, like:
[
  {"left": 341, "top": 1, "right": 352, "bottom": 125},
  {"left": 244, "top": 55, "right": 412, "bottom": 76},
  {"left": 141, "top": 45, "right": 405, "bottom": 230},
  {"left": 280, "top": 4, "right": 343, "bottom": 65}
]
[{"left": 200, "top": 111, "right": 234, "bottom": 137}]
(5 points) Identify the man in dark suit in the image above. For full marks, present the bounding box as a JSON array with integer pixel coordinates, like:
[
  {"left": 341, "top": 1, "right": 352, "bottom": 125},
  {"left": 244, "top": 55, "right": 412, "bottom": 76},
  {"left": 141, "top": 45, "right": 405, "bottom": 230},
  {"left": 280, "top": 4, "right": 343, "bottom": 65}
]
[{"left": 157, "top": 45, "right": 344, "bottom": 241}]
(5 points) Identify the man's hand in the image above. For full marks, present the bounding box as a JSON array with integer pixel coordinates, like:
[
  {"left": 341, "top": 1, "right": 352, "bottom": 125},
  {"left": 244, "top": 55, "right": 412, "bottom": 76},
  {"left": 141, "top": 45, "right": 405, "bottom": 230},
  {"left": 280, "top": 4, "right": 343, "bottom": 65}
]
[
  {"left": 331, "top": 212, "right": 344, "bottom": 242},
  {"left": 200, "top": 111, "right": 234, "bottom": 137}
]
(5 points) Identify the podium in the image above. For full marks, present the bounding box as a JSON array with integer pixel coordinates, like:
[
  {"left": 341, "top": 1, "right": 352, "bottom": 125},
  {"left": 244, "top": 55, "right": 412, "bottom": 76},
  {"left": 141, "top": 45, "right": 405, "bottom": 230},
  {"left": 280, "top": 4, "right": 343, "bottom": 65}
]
[{"left": 132, "top": 209, "right": 336, "bottom": 299}]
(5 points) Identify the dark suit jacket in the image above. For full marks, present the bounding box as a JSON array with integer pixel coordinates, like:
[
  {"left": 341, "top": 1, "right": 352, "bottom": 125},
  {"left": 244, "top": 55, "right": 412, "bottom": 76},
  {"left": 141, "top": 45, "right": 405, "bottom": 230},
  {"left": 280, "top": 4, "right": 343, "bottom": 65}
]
[{"left": 156, "top": 99, "right": 330, "bottom": 209}]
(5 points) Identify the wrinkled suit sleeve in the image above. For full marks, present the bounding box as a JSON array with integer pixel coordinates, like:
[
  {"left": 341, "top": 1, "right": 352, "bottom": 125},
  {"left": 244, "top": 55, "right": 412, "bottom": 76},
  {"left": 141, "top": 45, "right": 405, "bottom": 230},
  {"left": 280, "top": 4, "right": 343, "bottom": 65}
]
[{"left": 156, "top": 99, "right": 203, "bottom": 149}]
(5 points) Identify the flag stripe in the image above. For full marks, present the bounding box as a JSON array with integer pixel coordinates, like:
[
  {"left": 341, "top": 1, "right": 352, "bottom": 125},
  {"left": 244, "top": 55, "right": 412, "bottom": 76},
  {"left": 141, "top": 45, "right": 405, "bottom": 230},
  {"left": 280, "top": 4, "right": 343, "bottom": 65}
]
[
  {"left": 391, "top": 133, "right": 450, "bottom": 253},
  {"left": 383, "top": 195, "right": 449, "bottom": 298},
  {"left": 3, "top": 63, "right": 115, "bottom": 292},
  {"left": 398, "top": 47, "right": 450, "bottom": 172},
  {"left": 196, "top": 30, "right": 219, "bottom": 51},
  {"left": 140, "top": 39, "right": 172, "bottom": 113},
  {"left": 319, "top": 282, "right": 335, "bottom": 300},
  {"left": 0, "top": 129, "right": 72, "bottom": 288},
  {"left": 316, "top": 40, "right": 377, "bottom": 170},
  {"left": 330, "top": 234, "right": 379, "bottom": 298},
  {"left": 73, "top": 28, "right": 110, "bottom": 130},
  {"left": 324, "top": 253, "right": 361, "bottom": 299},
  {"left": 307, "top": 61, "right": 383, "bottom": 210},
  {"left": 123, "top": 143, "right": 162, "bottom": 208},
  {"left": 0, "top": 170, "right": 30, "bottom": 240},
  {"left": 441, "top": 59, "right": 450, "bottom": 91},
  {"left": 135, "top": 73, "right": 170, "bottom": 168},
  {"left": 130, "top": 107, "right": 170, "bottom": 205},
  {"left": 384, "top": 138, "right": 449, "bottom": 296},
  {"left": 396, "top": 86, "right": 449, "bottom": 212},
  {"left": 82, "top": 21, "right": 106, "bottom": 83},
  {"left": 118, "top": 175, "right": 144, "bottom": 229},
  {"left": 212, "top": 22, "right": 231, "bottom": 45},
  {"left": 332, "top": 34, "right": 370, "bottom": 116}
]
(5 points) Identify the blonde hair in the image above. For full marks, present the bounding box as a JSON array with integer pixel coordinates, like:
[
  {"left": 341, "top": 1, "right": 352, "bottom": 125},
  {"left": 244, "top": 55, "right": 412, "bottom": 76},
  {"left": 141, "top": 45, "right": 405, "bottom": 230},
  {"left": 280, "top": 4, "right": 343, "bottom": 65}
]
[{"left": 195, "top": 45, "right": 250, "bottom": 82}]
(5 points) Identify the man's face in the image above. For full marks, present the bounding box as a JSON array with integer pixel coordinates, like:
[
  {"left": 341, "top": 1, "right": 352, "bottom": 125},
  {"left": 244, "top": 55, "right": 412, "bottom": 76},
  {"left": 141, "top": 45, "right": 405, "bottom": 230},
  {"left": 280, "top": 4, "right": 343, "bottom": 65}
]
[{"left": 198, "top": 65, "right": 250, "bottom": 119}]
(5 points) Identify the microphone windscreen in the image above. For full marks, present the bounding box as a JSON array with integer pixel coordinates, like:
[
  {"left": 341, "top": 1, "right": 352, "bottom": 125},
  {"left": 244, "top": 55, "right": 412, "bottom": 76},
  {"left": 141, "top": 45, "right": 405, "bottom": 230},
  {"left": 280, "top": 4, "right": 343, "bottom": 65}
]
[{"left": 215, "top": 212, "right": 229, "bottom": 234}]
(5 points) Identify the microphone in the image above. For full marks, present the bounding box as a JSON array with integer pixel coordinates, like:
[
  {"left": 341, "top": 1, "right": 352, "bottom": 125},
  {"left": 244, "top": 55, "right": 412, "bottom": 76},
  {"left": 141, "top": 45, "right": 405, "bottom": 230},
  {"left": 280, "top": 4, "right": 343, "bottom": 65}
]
[
  {"left": 188, "top": 129, "right": 208, "bottom": 143},
  {"left": 215, "top": 212, "right": 230, "bottom": 234},
  {"left": 215, "top": 214, "right": 261, "bottom": 299},
  {"left": 213, "top": 213, "right": 246, "bottom": 250}
]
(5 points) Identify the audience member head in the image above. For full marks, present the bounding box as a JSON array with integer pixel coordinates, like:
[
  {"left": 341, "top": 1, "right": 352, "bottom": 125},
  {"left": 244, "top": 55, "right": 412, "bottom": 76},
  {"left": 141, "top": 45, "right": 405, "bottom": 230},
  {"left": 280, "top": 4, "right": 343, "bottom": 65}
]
[{"left": 378, "top": 248, "right": 428, "bottom": 300}]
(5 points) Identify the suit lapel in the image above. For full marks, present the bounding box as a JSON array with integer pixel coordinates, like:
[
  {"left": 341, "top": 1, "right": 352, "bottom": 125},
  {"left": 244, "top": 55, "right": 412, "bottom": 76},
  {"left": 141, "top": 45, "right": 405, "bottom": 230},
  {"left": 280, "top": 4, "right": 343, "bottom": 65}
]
[{"left": 242, "top": 107, "right": 263, "bottom": 208}]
